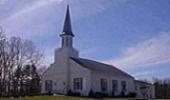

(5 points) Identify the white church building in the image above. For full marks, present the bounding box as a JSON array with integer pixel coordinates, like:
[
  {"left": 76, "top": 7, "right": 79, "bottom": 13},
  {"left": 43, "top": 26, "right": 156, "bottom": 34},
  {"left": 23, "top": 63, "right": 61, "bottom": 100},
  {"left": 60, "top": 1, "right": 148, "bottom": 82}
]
[{"left": 42, "top": 5, "right": 155, "bottom": 99}]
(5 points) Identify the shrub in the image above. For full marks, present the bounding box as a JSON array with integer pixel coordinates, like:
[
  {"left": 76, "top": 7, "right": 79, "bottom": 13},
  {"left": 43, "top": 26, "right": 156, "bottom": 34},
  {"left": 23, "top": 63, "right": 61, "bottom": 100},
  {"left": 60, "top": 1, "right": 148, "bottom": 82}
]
[
  {"left": 66, "top": 89, "right": 81, "bottom": 96},
  {"left": 111, "top": 91, "right": 115, "bottom": 97},
  {"left": 73, "top": 92, "right": 81, "bottom": 96},
  {"left": 121, "top": 91, "right": 125, "bottom": 96},
  {"left": 47, "top": 91, "right": 53, "bottom": 95},
  {"left": 88, "top": 89, "right": 94, "bottom": 97},
  {"left": 66, "top": 89, "right": 73, "bottom": 96},
  {"left": 127, "top": 92, "right": 137, "bottom": 97},
  {"left": 95, "top": 92, "right": 108, "bottom": 97}
]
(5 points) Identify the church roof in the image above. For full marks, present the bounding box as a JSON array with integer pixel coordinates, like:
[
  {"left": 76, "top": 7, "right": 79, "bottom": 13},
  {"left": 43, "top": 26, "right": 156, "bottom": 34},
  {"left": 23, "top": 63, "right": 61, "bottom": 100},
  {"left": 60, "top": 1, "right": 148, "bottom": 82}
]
[
  {"left": 135, "top": 80, "right": 152, "bottom": 85},
  {"left": 70, "top": 57, "right": 134, "bottom": 79},
  {"left": 61, "top": 5, "right": 74, "bottom": 37}
]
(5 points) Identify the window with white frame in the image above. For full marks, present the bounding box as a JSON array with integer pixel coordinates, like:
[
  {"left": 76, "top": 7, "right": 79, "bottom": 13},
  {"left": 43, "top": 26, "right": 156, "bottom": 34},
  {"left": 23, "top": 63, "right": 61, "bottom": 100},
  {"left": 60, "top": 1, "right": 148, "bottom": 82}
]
[
  {"left": 45, "top": 80, "right": 53, "bottom": 92},
  {"left": 101, "top": 79, "right": 107, "bottom": 92},
  {"left": 112, "top": 80, "right": 118, "bottom": 92},
  {"left": 73, "top": 78, "right": 83, "bottom": 90},
  {"left": 121, "top": 81, "right": 127, "bottom": 92}
]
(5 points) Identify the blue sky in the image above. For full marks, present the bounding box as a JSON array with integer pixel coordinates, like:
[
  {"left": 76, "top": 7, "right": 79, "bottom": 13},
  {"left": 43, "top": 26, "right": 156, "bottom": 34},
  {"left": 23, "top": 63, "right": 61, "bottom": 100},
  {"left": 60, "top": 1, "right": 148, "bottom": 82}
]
[{"left": 0, "top": 0, "right": 170, "bottom": 80}]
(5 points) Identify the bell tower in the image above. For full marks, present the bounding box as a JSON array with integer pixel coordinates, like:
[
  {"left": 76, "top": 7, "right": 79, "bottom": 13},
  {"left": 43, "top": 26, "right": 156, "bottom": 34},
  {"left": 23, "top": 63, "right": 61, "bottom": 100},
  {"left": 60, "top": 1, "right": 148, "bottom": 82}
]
[
  {"left": 60, "top": 5, "right": 74, "bottom": 48},
  {"left": 54, "top": 5, "right": 79, "bottom": 63}
]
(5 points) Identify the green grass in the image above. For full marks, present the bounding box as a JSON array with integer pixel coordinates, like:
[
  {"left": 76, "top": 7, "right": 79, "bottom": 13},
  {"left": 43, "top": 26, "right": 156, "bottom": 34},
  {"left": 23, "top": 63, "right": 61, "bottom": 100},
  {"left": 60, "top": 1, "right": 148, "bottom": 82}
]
[
  {"left": 0, "top": 96, "right": 168, "bottom": 100},
  {"left": 0, "top": 96, "right": 160, "bottom": 100},
  {"left": 0, "top": 96, "right": 97, "bottom": 100},
  {"left": 0, "top": 95, "right": 136, "bottom": 100}
]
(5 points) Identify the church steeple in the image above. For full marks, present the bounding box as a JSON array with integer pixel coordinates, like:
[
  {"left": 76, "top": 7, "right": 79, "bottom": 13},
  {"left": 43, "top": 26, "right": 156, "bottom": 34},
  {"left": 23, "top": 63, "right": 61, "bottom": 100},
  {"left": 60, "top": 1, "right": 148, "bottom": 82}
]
[
  {"left": 61, "top": 5, "right": 74, "bottom": 37},
  {"left": 60, "top": 5, "right": 74, "bottom": 48}
]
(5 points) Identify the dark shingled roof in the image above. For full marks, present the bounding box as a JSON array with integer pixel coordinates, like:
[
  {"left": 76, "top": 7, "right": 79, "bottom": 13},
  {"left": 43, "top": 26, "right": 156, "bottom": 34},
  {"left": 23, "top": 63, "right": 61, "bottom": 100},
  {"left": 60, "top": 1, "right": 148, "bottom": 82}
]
[
  {"left": 70, "top": 57, "right": 134, "bottom": 79},
  {"left": 135, "top": 80, "right": 152, "bottom": 85}
]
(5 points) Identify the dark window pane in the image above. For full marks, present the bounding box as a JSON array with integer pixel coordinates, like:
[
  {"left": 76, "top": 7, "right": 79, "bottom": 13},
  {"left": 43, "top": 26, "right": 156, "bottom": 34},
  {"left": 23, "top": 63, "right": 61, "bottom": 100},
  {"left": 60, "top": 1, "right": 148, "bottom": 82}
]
[
  {"left": 45, "top": 80, "right": 53, "bottom": 92},
  {"left": 73, "top": 78, "right": 83, "bottom": 90},
  {"left": 101, "top": 79, "right": 107, "bottom": 92},
  {"left": 121, "top": 81, "right": 127, "bottom": 92},
  {"left": 112, "top": 80, "right": 118, "bottom": 92}
]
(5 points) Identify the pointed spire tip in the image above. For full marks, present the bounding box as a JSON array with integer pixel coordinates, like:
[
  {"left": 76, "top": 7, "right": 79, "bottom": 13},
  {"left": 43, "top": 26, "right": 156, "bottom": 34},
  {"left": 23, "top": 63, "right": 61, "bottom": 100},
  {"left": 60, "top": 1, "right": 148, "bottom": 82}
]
[{"left": 61, "top": 4, "right": 74, "bottom": 37}]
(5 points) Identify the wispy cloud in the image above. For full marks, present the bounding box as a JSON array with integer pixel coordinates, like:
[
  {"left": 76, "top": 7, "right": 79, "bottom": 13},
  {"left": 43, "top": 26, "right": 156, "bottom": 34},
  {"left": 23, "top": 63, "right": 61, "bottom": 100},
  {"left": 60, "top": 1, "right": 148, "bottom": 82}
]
[
  {"left": 0, "top": 0, "right": 129, "bottom": 66},
  {"left": 133, "top": 71, "right": 153, "bottom": 77},
  {"left": 1, "top": 0, "right": 64, "bottom": 38},
  {"left": 0, "top": 0, "right": 7, "bottom": 5},
  {"left": 0, "top": 0, "right": 129, "bottom": 67},
  {"left": 104, "top": 32, "right": 170, "bottom": 69},
  {"left": 2, "top": 0, "right": 63, "bottom": 22},
  {"left": 132, "top": 71, "right": 155, "bottom": 80},
  {"left": 0, "top": 0, "right": 128, "bottom": 39}
]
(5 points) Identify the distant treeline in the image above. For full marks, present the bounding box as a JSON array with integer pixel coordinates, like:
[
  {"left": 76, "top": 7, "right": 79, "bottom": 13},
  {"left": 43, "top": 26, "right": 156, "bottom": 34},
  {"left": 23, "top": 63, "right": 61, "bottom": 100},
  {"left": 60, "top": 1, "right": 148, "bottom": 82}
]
[{"left": 154, "top": 78, "right": 170, "bottom": 99}]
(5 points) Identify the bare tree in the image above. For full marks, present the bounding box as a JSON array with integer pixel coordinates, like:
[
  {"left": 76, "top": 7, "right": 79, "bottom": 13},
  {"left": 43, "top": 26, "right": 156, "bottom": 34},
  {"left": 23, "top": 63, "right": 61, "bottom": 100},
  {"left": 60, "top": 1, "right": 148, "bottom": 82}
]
[
  {"left": 153, "top": 78, "right": 170, "bottom": 99},
  {"left": 0, "top": 27, "right": 9, "bottom": 96},
  {"left": 10, "top": 37, "right": 43, "bottom": 96},
  {"left": 0, "top": 27, "right": 44, "bottom": 97}
]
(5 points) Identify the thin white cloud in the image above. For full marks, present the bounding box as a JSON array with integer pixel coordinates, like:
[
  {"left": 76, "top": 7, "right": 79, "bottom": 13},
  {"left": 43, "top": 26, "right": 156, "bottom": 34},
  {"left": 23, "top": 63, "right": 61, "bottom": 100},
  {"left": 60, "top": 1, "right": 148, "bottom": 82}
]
[
  {"left": 0, "top": 0, "right": 64, "bottom": 39},
  {"left": 2, "top": 0, "right": 63, "bottom": 22},
  {"left": 0, "top": 0, "right": 128, "bottom": 39},
  {"left": 132, "top": 71, "right": 155, "bottom": 80},
  {"left": 0, "top": 0, "right": 129, "bottom": 66},
  {"left": 0, "top": 0, "right": 7, "bottom": 5},
  {"left": 104, "top": 32, "right": 170, "bottom": 69},
  {"left": 133, "top": 71, "right": 152, "bottom": 77}
]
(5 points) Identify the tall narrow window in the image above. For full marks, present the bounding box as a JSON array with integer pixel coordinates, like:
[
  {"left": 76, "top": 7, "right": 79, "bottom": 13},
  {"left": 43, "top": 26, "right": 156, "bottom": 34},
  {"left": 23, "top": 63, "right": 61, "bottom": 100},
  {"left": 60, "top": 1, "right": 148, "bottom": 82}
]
[
  {"left": 121, "top": 81, "right": 127, "bottom": 92},
  {"left": 62, "top": 37, "right": 70, "bottom": 47},
  {"left": 101, "top": 79, "right": 107, "bottom": 92},
  {"left": 65, "top": 37, "right": 69, "bottom": 46},
  {"left": 62, "top": 38, "right": 64, "bottom": 47},
  {"left": 73, "top": 78, "right": 83, "bottom": 90},
  {"left": 45, "top": 80, "right": 53, "bottom": 92},
  {"left": 112, "top": 80, "right": 118, "bottom": 92}
]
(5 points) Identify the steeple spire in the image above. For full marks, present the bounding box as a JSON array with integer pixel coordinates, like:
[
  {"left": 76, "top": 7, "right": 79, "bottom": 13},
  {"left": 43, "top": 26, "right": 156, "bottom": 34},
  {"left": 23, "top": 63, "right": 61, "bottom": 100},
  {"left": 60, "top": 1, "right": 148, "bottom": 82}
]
[{"left": 61, "top": 5, "right": 74, "bottom": 37}]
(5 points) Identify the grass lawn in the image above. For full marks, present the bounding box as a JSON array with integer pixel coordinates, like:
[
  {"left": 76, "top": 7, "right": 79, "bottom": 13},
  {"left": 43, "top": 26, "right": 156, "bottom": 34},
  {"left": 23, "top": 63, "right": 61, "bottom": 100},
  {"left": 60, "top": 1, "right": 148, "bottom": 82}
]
[
  {"left": 0, "top": 96, "right": 133, "bottom": 100},
  {"left": 0, "top": 96, "right": 94, "bottom": 100},
  {"left": 0, "top": 96, "right": 167, "bottom": 100}
]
